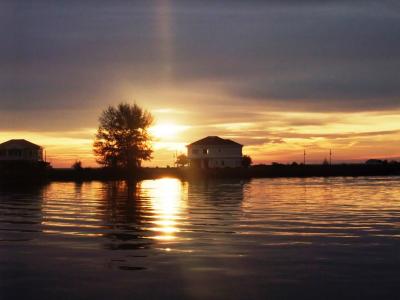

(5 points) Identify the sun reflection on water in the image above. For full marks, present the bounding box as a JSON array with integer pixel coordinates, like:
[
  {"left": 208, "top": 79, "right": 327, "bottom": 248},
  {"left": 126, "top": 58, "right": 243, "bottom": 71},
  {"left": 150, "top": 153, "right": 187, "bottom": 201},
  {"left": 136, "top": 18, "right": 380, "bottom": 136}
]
[{"left": 139, "top": 178, "right": 187, "bottom": 242}]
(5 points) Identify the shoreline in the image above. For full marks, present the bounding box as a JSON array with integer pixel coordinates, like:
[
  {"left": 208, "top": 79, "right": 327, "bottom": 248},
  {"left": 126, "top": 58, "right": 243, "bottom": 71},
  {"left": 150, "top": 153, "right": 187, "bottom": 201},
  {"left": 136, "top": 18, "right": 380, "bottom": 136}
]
[{"left": 1, "top": 163, "right": 399, "bottom": 183}]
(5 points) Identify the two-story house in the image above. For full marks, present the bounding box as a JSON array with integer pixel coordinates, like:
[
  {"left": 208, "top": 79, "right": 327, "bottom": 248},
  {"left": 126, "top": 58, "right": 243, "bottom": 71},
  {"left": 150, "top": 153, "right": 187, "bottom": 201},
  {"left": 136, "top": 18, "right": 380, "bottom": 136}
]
[{"left": 187, "top": 136, "right": 243, "bottom": 168}]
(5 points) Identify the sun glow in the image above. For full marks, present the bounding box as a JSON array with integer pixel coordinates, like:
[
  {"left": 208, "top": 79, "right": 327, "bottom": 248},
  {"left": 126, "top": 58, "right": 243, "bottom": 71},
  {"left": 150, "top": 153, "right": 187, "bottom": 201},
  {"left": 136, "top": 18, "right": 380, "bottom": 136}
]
[{"left": 150, "top": 123, "right": 189, "bottom": 140}]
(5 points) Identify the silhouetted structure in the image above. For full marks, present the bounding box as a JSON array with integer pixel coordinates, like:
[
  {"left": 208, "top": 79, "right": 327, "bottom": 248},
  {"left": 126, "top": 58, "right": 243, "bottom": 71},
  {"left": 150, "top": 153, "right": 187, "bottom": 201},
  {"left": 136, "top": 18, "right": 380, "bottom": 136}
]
[
  {"left": 187, "top": 136, "right": 243, "bottom": 168},
  {"left": 0, "top": 139, "right": 44, "bottom": 162}
]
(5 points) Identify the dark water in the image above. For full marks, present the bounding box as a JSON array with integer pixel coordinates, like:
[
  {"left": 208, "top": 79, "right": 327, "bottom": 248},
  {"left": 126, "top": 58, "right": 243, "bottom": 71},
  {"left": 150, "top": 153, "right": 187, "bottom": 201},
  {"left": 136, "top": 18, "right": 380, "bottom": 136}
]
[{"left": 1, "top": 177, "right": 400, "bottom": 300}]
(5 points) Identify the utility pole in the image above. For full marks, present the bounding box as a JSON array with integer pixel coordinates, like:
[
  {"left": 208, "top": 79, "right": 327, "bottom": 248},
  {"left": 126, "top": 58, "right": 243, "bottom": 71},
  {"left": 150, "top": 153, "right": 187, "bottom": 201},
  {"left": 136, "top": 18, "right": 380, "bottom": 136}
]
[
  {"left": 329, "top": 149, "right": 332, "bottom": 166},
  {"left": 303, "top": 149, "right": 306, "bottom": 165}
]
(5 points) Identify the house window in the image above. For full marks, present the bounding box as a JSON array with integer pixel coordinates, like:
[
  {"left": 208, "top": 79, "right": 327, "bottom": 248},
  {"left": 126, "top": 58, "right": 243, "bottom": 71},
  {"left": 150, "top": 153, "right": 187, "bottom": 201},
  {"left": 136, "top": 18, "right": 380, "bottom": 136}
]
[
  {"left": 203, "top": 148, "right": 209, "bottom": 155},
  {"left": 221, "top": 160, "right": 225, "bottom": 166},
  {"left": 0, "top": 150, "right": 5, "bottom": 157},
  {"left": 8, "top": 149, "right": 21, "bottom": 157},
  {"left": 9, "top": 149, "right": 22, "bottom": 157},
  {"left": 218, "top": 148, "right": 221, "bottom": 153}
]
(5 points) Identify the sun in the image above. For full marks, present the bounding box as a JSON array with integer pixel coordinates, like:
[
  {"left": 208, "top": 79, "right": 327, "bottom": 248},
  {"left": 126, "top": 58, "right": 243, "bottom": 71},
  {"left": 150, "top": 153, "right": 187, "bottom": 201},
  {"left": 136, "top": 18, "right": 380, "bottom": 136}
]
[{"left": 150, "top": 123, "right": 188, "bottom": 140}]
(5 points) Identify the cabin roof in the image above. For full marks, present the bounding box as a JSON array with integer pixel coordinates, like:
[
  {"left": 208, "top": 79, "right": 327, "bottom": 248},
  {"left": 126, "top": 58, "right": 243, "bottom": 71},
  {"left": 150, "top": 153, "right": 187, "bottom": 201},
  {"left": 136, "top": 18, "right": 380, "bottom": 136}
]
[
  {"left": 187, "top": 136, "right": 243, "bottom": 147},
  {"left": 0, "top": 139, "right": 42, "bottom": 150}
]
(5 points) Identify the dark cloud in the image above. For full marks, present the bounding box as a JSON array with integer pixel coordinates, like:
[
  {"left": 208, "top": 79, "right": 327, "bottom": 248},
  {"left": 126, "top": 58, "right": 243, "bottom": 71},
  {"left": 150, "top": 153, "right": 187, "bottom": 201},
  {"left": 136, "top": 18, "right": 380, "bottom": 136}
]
[
  {"left": 1, "top": 0, "right": 400, "bottom": 131},
  {"left": 212, "top": 128, "right": 400, "bottom": 148},
  {"left": 258, "top": 129, "right": 400, "bottom": 142},
  {"left": 171, "top": 2, "right": 400, "bottom": 110},
  {"left": 236, "top": 137, "right": 286, "bottom": 147}
]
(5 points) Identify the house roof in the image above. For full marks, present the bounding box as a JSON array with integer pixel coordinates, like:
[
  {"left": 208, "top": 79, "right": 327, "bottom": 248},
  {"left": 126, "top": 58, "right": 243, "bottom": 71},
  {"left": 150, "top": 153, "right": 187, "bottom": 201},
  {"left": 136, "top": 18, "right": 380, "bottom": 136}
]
[
  {"left": 0, "top": 139, "right": 42, "bottom": 150},
  {"left": 187, "top": 136, "right": 243, "bottom": 147}
]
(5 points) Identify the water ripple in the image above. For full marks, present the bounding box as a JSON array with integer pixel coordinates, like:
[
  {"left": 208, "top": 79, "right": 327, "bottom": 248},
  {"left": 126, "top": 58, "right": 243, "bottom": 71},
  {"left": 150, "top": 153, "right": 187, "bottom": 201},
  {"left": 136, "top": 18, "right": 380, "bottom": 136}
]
[{"left": 1, "top": 177, "right": 400, "bottom": 299}]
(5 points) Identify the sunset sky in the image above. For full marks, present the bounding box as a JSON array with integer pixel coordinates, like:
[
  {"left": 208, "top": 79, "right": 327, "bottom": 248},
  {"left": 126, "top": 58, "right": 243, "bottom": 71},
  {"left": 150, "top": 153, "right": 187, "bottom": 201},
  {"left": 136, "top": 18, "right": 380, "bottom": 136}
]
[{"left": 1, "top": 1, "right": 400, "bottom": 167}]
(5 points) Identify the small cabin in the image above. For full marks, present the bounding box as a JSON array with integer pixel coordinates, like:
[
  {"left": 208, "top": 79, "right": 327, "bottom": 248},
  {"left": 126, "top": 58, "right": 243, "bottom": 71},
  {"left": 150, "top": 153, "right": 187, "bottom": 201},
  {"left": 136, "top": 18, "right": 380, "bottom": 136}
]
[
  {"left": 187, "top": 136, "right": 243, "bottom": 168},
  {"left": 0, "top": 139, "right": 44, "bottom": 162}
]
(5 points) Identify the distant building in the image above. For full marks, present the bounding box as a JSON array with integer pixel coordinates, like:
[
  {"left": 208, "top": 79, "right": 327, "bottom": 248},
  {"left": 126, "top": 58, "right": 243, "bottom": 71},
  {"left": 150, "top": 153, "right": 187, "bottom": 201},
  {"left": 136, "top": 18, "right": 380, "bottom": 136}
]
[
  {"left": 0, "top": 139, "right": 44, "bottom": 162},
  {"left": 365, "top": 159, "right": 386, "bottom": 165},
  {"left": 187, "top": 136, "right": 243, "bottom": 168}
]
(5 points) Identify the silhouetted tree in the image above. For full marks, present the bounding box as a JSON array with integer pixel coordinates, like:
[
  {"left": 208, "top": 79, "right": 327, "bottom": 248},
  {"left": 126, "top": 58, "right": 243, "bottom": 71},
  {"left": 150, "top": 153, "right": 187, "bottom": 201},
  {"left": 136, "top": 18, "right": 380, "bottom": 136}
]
[
  {"left": 72, "top": 160, "right": 82, "bottom": 170},
  {"left": 242, "top": 155, "right": 252, "bottom": 168},
  {"left": 93, "top": 103, "right": 154, "bottom": 170},
  {"left": 176, "top": 154, "right": 189, "bottom": 168}
]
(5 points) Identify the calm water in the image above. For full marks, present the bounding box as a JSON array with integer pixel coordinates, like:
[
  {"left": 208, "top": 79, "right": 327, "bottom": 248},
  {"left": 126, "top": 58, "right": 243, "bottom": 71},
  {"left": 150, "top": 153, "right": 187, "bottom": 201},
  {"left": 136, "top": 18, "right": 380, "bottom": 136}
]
[{"left": 1, "top": 177, "right": 400, "bottom": 300}]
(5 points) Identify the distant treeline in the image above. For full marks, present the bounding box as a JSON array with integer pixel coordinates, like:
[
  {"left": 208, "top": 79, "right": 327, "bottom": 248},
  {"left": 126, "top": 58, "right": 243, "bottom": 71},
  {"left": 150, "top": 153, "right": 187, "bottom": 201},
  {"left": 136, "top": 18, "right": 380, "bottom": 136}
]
[{"left": 1, "top": 161, "right": 400, "bottom": 183}]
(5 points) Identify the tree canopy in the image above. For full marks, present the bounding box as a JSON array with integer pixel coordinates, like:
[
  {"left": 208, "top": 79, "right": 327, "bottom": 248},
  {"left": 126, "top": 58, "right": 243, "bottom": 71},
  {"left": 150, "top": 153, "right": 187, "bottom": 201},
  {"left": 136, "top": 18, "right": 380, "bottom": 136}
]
[
  {"left": 72, "top": 160, "right": 82, "bottom": 170},
  {"left": 242, "top": 155, "right": 252, "bottom": 168},
  {"left": 93, "top": 103, "right": 154, "bottom": 170},
  {"left": 175, "top": 154, "right": 189, "bottom": 168}
]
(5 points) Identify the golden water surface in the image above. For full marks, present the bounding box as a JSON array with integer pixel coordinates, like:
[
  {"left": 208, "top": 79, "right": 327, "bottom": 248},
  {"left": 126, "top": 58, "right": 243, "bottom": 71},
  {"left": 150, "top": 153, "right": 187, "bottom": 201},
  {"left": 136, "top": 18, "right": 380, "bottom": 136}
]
[{"left": 1, "top": 177, "right": 400, "bottom": 299}]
